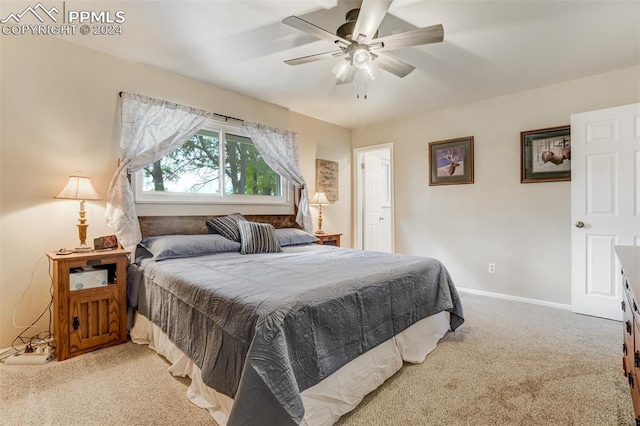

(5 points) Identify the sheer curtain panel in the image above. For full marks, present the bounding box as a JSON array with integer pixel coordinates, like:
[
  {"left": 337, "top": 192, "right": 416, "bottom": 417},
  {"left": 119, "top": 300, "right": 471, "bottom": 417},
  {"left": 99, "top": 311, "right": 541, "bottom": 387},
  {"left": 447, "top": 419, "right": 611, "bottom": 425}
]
[
  {"left": 104, "top": 92, "right": 210, "bottom": 252},
  {"left": 242, "top": 121, "right": 313, "bottom": 234}
]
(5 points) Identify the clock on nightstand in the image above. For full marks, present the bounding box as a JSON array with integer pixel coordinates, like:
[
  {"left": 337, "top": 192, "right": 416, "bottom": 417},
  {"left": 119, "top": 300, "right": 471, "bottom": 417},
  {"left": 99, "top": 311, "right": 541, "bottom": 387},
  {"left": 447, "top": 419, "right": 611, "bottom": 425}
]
[
  {"left": 314, "top": 232, "right": 342, "bottom": 247},
  {"left": 47, "top": 249, "right": 129, "bottom": 361}
]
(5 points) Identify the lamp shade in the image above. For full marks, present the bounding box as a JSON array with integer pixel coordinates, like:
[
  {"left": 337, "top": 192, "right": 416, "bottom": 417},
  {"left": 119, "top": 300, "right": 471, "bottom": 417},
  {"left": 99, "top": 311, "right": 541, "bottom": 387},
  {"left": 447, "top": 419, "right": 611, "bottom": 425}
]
[
  {"left": 352, "top": 48, "right": 372, "bottom": 69},
  {"left": 55, "top": 174, "right": 102, "bottom": 201},
  {"left": 310, "top": 191, "right": 330, "bottom": 205},
  {"left": 332, "top": 60, "right": 351, "bottom": 81}
]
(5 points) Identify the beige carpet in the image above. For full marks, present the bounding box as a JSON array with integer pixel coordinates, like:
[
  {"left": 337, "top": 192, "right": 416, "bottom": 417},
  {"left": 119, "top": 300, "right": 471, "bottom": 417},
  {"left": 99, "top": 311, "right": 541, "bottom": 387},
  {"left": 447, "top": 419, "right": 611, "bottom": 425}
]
[{"left": 1, "top": 293, "right": 634, "bottom": 425}]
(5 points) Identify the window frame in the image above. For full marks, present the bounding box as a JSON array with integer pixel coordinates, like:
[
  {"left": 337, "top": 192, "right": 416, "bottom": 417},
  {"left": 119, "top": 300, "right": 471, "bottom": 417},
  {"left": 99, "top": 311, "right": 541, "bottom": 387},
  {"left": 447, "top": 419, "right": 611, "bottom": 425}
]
[{"left": 132, "top": 120, "right": 291, "bottom": 206}]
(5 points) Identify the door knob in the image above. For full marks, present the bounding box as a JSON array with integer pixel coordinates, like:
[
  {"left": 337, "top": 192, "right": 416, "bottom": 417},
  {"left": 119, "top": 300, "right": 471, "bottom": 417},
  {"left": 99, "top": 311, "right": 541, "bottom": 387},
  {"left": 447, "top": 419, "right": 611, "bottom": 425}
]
[{"left": 575, "top": 221, "right": 585, "bottom": 228}]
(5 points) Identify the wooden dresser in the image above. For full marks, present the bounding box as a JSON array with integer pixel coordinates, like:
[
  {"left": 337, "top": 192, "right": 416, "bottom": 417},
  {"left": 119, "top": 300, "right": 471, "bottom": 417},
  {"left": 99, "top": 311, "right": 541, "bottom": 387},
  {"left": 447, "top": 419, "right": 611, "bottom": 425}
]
[{"left": 618, "top": 245, "right": 640, "bottom": 424}]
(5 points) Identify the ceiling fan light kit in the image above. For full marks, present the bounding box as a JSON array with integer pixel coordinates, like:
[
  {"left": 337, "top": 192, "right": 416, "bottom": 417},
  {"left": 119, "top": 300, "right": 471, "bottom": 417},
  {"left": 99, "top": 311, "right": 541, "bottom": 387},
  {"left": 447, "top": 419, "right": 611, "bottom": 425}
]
[
  {"left": 283, "top": 0, "right": 444, "bottom": 86},
  {"left": 331, "top": 46, "right": 377, "bottom": 83},
  {"left": 360, "top": 62, "right": 378, "bottom": 82},
  {"left": 332, "top": 60, "right": 351, "bottom": 81},
  {"left": 352, "top": 48, "right": 371, "bottom": 69}
]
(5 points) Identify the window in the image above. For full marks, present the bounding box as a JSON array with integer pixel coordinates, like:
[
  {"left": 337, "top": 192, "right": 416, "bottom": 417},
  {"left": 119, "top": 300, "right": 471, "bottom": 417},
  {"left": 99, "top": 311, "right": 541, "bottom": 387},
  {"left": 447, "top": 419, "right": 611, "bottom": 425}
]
[{"left": 133, "top": 121, "right": 288, "bottom": 205}]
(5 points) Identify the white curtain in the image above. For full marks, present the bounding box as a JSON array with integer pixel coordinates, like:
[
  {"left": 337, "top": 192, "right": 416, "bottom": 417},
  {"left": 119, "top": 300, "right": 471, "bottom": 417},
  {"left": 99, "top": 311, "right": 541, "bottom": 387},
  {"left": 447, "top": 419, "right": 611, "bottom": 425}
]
[
  {"left": 242, "top": 121, "right": 313, "bottom": 234},
  {"left": 105, "top": 92, "right": 210, "bottom": 252}
]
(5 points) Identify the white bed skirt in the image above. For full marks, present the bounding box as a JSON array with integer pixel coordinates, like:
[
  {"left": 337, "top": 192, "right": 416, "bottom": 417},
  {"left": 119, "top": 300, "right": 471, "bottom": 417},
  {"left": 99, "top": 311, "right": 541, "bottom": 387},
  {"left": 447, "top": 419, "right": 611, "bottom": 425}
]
[{"left": 130, "top": 311, "right": 450, "bottom": 426}]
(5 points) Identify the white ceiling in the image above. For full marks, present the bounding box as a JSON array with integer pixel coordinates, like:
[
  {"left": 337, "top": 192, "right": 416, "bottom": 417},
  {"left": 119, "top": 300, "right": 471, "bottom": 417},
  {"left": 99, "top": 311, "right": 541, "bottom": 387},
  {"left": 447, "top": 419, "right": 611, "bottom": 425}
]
[{"left": 57, "top": 0, "right": 640, "bottom": 129}]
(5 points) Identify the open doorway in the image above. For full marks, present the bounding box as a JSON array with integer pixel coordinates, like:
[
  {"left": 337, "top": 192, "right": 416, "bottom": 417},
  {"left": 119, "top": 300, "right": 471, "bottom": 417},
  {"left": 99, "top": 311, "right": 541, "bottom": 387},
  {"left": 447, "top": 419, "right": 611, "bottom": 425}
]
[{"left": 354, "top": 144, "right": 394, "bottom": 252}]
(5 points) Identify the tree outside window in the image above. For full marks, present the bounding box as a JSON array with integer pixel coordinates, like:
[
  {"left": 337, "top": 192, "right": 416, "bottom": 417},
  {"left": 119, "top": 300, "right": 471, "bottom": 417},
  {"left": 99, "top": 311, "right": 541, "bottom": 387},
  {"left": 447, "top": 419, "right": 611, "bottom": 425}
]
[{"left": 142, "top": 127, "right": 282, "bottom": 198}]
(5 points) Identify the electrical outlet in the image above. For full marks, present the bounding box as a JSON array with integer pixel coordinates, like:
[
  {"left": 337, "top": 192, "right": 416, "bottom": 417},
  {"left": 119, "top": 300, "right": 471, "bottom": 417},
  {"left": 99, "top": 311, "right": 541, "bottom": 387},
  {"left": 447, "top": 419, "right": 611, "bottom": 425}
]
[
  {"left": 488, "top": 263, "right": 496, "bottom": 273},
  {"left": 35, "top": 344, "right": 50, "bottom": 354}
]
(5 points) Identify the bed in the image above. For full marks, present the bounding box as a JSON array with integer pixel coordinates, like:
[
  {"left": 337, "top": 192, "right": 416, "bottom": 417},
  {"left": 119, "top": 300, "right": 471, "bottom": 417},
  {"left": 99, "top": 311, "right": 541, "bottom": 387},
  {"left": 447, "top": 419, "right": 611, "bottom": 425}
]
[{"left": 127, "top": 215, "right": 464, "bottom": 426}]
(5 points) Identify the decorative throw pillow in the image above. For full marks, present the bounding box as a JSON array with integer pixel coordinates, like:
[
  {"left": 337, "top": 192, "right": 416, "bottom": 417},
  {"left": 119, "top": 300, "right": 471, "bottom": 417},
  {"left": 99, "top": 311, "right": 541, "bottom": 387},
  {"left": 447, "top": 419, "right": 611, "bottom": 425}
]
[
  {"left": 238, "top": 220, "right": 282, "bottom": 255},
  {"left": 274, "top": 228, "right": 319, "bottom": 247},
  {"left": 206, "top": 213, "right": 246, "bottom": 242}
]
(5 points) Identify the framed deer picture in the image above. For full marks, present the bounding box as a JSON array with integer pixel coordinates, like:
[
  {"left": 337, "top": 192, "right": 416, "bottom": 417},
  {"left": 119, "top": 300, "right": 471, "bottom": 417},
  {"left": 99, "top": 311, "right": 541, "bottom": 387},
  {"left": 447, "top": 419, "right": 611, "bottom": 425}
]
[
  {"left": 520, "top": 125, "right": 570, "bottom": 183},
  {"left": 428, "top": 136, "right": 474, "bottom": 186}
]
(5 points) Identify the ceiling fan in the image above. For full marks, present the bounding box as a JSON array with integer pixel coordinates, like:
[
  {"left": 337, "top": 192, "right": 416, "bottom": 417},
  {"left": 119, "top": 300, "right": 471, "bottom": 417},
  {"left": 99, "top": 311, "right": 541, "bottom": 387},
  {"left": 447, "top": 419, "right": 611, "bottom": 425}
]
[{"left": 282, "top": 0, "right": 444, "bottom": 84}]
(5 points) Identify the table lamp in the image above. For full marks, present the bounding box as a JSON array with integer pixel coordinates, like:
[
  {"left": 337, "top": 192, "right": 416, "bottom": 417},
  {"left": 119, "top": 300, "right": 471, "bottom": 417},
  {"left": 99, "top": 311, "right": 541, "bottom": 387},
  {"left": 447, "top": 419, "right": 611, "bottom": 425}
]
[
  {"left": 54, "top": 172, "right": 102, "bottom": 252},
  {"left": 310, "top": 191, "right": 330, "bottom": 234}
]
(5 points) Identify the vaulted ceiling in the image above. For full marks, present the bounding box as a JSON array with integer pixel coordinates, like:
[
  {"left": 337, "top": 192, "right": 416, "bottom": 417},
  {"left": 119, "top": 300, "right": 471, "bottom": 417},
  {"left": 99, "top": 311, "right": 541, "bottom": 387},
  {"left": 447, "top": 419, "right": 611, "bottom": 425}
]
[{"left": 58, "top": 0, "right": 640, "bottom": 129}]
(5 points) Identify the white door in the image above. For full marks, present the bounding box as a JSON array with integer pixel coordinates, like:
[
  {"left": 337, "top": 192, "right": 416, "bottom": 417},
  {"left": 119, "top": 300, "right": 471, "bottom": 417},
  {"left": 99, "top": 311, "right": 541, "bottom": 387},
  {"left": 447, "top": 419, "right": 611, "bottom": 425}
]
[
  {"left": 364, "top": 152, "right": 383, "bottom": 251},
  {"left": 354, "top": 145, "right": 394, "bottom": 252},
  {"left": 380, "top": 159, "right": 392, "bottom": 252},
  {"left": 571, "top": 103, "right": 640, "bottom": 320}
]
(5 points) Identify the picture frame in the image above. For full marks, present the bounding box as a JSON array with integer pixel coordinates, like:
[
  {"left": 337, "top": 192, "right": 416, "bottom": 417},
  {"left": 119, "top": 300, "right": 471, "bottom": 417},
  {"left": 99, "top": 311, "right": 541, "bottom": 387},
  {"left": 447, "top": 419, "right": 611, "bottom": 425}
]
[
  {"left": 428, "top": 136, "right": 474, "bottom": 186},
  {"left": 315, "top": 159, "right": 339, "bottom": 202},
  {"left": 520, "top": 125, "right": 571, "bottom": 183}
]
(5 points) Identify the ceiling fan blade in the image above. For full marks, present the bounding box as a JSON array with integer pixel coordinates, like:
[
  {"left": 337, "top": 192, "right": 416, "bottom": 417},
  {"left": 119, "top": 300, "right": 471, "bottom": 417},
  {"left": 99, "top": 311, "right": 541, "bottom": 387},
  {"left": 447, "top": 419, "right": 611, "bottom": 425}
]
[
  {"left": 374, "top": 53, "right": 416, "bottom": 78},
  {"left": 282, "top": 16, "right": 351, "bottom": 47},
  {"left": 373, "top": 24, "right": 444, "bottom": 51},
  {"left": 336, "top": 66, "right": 357, "bottom": 85},
  {"left": 352, "top": 0, "right": 393, "bottom": 43},
  {"left": 285, "top": 50, "right": 344, "bottom": 66}
]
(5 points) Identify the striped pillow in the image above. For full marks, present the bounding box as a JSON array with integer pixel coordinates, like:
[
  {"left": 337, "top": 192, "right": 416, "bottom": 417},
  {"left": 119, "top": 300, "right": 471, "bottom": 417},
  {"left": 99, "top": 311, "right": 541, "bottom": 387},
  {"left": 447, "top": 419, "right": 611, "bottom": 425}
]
[
  {"left": 206, "top": 213, "right": 246, "bottom": 242},
  {"left": 238, "top": 221, "right": 282, "bottom": 255}
]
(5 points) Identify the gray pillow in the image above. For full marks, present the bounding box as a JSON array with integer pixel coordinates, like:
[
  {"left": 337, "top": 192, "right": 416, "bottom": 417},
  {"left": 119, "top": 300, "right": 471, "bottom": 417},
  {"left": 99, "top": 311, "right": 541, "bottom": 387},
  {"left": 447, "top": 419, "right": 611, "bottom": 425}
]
[
  {"left": 139, "top": 234, "right": 241, "bottom": 261},
  {"left": 206, "top": 213, "right": 246, "bottom": 242},
  {"left": 275, "top": 228, "right": 319, "bottom": 247},
  {"left": 238, "top": 221, "right": 282, "bottom": 255}
]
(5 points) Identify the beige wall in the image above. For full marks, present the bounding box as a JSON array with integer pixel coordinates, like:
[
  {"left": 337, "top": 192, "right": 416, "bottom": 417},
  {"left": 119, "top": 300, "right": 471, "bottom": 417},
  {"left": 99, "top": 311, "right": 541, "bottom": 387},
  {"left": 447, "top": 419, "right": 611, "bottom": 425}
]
[
  {"left": 0, "top": 35, "right": 351, "bottom": 348},
  {"left": 290, "top": 111, "right": 352, "bottom": 246},
  {"left": 353, "top": 65, "right": 640, "bottom": 306}
]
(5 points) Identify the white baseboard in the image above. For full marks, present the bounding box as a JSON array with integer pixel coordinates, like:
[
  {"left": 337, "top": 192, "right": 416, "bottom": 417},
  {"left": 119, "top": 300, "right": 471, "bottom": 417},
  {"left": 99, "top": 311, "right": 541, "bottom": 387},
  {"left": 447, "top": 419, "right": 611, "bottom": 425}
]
[{"left": 456, "top": 287, "right": 572, "bottom": 311}]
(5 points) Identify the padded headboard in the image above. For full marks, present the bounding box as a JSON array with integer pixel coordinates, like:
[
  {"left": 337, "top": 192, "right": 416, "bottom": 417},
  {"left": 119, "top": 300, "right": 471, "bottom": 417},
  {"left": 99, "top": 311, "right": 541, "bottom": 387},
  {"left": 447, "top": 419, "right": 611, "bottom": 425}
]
[{"left": 138, "top": 215, "right": 300, "bottom": 238}]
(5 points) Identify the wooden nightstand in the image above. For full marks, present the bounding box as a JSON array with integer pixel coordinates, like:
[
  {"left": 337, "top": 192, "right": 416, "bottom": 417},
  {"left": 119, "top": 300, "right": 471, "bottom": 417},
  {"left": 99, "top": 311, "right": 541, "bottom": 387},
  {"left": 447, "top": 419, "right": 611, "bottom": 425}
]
[
  {"left": 314, "top": 232, "right": 342, "bottom": 247},
  {"left": 47, "top": 249, "right": 129, "bottom": 361}
]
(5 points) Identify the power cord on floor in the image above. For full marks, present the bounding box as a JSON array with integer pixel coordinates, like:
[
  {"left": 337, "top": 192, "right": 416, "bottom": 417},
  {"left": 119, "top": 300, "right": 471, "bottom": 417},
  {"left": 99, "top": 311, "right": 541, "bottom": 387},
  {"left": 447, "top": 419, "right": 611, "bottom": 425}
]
[{"left": 1, "top": 256, "right": 56, "bottom": 363}]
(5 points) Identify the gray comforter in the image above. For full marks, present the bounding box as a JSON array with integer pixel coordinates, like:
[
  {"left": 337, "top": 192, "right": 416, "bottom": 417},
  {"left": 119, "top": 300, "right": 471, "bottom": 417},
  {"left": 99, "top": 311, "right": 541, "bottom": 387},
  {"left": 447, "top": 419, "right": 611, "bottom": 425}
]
[{"left": 128, "top": 245, "right": 464, "bottom": 425}]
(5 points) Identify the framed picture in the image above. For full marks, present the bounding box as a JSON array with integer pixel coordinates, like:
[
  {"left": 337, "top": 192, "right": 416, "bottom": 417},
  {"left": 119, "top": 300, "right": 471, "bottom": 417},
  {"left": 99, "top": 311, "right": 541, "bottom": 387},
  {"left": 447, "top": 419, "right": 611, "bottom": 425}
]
[
  {"left": 520, "top": 125, "right": 571, "bottom": 183},
  {"left": 316, "top": 159, "right": 339, "bottom": 202},
  {"left": 428, "top": 136, "right": 474, "bottom": 186}
]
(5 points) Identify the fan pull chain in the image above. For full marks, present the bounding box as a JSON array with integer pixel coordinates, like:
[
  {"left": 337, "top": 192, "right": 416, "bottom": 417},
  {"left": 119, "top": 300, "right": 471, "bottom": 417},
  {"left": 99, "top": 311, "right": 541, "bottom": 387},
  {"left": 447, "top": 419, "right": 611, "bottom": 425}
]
[{"left": 355, "top": 75, "right": 369, "bottom": 100}]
